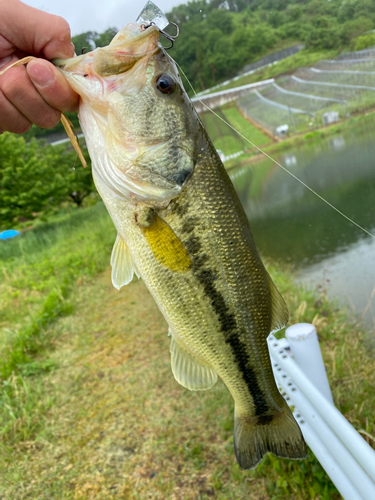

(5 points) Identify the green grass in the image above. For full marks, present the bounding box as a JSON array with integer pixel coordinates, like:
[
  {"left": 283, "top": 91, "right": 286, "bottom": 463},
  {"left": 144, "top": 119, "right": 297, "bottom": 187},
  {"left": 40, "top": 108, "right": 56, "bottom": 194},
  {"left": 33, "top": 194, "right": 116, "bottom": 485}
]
[
  {"left": 0, "top": 202, "right": 115, "bottom": 364},
  {"left": 0, "top": 199, "right": 374, "bottom": 499},
  {"left": 200, "top": 105, "right": 270, "bottom": 158},
  {"left": 222, "top": 107, "right": 270, "bottom": 147},
  {"left": 200, "top": 108, "right": 244, "bottom": 156}
]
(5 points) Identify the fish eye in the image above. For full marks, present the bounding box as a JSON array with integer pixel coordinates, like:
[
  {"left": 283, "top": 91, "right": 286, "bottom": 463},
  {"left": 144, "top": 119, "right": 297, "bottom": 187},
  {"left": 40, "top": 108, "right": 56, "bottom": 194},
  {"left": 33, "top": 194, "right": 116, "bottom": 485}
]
[{"left": 155, "top": 74, "right": 176, "bottom": 95}]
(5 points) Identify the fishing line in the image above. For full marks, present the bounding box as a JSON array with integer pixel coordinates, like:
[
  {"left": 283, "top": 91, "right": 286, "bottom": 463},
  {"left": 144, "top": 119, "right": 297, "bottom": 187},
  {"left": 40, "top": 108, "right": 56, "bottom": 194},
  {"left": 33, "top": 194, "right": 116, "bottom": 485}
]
[{"left": 176, "top": 62, "right": 375, "bottom": 240}]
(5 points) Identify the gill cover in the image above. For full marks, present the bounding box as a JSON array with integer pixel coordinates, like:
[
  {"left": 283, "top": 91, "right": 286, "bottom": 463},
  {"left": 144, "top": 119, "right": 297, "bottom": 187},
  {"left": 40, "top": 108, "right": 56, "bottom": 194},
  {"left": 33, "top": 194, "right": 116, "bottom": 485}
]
[{"left": 55, "top": 23, "right": 197, "bottom": 207}]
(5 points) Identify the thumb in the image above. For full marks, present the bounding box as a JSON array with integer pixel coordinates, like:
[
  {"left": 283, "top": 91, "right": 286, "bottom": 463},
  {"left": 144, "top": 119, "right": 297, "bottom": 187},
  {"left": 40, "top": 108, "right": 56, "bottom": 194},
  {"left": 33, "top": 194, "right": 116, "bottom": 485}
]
[
  {"left": 27, "top": 58, "right": 79, "bottom": 113},
  {"left": 0, "top": 0, "right": 75, "bottom": 60}
]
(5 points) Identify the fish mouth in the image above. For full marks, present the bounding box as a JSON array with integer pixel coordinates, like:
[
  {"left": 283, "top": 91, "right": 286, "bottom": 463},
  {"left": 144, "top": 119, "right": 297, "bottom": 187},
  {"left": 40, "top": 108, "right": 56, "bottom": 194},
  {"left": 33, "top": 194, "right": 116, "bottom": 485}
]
[{"left": 53, "top": 23, "right": 160, "bottom": 77}]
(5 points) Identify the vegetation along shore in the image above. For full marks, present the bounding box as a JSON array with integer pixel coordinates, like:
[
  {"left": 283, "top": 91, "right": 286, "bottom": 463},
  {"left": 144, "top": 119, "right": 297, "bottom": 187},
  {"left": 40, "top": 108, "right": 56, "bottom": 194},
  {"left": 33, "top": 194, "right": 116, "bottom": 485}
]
[{"left": 0, "top": 202, "right": 374, "bottom": 499}]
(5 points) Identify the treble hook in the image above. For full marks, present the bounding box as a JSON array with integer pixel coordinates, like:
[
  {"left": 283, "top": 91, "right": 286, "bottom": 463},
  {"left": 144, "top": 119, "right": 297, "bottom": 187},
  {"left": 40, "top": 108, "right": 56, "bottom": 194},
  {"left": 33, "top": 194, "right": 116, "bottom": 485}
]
[
  {"left": 141, "top": 22, "right": 179, "bottom": 50},
  {"left": 159, "top": 22, "right": 179, "bottom": 50}
]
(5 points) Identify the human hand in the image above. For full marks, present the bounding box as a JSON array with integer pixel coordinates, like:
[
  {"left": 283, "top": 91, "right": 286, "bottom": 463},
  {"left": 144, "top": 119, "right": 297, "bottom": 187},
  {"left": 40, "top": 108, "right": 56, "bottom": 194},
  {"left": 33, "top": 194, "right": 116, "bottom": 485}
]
[{"left": 0, "top": 0, "right": 79, "bottom": 135}]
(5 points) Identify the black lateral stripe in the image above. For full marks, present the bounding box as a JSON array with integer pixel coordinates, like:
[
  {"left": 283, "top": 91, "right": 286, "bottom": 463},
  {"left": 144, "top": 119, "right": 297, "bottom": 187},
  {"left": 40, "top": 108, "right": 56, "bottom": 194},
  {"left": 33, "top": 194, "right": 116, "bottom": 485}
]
[{"left": 184, "top": 234, "right": 270, "bottom": 417}]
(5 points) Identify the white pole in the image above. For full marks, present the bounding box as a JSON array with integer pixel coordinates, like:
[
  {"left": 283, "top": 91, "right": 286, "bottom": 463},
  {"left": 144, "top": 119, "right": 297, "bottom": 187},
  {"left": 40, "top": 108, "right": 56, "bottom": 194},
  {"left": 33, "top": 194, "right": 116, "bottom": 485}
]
[
  {"left": 285, "top": 323, "right": 334, "bottom": 404},
  {"left": 298, "top": 420, "right": 365, "bottom": 500},
  {"left": 268, "top": 334, "right": 375, "bottom": 483},
  {"left": 272, "top": 364, "right": 375, "bottom": 499}
]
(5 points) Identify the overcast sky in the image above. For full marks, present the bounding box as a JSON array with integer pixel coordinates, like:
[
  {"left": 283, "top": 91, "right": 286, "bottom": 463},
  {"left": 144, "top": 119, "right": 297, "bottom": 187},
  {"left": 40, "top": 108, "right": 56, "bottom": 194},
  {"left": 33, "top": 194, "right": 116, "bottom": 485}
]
[{"left": 23, "top": 0, "right": 184, "bottom": 36}]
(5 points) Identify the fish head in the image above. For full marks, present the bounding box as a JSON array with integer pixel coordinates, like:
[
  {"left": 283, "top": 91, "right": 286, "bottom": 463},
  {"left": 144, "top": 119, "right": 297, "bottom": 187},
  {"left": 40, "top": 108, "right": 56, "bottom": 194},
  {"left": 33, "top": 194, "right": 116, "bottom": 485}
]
[{"left": 55, "top": 23, "right": 200, "bottom": 206}]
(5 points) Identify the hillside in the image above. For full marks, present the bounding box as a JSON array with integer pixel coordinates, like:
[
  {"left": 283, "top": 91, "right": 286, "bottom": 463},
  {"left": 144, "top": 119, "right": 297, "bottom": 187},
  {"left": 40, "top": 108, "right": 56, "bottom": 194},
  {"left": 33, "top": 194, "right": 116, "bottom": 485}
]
[
  {"left": 167, "top": 0, "right": 375, "bottom": 91},
  {"left": 22, "top": 0, "right": 375, "bottom": 142}
]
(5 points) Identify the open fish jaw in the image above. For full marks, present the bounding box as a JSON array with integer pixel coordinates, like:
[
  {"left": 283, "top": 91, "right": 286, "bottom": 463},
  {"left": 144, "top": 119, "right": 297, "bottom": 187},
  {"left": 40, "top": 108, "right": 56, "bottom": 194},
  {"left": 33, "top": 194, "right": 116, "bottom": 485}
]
[{"left": 56, "top": 23, "right": 197, "bottom": 206}]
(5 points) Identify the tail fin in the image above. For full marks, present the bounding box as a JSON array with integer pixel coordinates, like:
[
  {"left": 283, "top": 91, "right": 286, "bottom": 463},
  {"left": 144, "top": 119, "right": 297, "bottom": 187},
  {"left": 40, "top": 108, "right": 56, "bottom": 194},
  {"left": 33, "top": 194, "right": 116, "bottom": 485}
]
[{"left": 234, "top": 405, "right": 307, "bottom": 470}]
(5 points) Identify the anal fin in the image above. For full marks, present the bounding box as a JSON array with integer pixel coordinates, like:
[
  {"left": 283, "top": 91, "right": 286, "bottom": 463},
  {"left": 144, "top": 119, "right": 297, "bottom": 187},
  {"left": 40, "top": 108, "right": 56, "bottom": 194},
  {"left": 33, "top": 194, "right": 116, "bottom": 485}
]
[
  {"left": 110, "top": 234, "right": 139, "bottom": 290},
  {"left": 170, "top": 333, "right": 218, "bottom": 391}
]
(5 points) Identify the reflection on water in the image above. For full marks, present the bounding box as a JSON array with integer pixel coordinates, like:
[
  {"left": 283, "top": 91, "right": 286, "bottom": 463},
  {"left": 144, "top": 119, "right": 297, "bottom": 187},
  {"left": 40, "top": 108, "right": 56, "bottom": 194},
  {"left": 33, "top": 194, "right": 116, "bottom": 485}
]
[
  {"left": 327, "top": 135, "right": 346, "bottom": 151},
  {"left": 284, "top": 153, "right": 297, "bottom": 167},
  {"left": 230, "top": 125, "right": 375, "bottom": 329},
  {"left": 302, "top": 237, "right": 375, "bottom": 327}
]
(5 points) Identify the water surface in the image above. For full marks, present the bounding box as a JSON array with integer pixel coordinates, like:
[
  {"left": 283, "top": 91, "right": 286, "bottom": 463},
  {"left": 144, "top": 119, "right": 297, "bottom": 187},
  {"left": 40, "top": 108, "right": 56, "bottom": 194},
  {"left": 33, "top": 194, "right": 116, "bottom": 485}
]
[{"left": 230, "top": 125, "right": 375, "bottom": 329}]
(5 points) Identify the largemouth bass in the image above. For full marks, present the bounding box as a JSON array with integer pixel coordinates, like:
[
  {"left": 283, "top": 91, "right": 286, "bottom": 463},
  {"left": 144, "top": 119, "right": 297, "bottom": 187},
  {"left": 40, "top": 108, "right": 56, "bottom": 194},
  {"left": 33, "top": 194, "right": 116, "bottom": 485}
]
[{"left": 55, "top": 21, "right": 307, "bottom": 469}]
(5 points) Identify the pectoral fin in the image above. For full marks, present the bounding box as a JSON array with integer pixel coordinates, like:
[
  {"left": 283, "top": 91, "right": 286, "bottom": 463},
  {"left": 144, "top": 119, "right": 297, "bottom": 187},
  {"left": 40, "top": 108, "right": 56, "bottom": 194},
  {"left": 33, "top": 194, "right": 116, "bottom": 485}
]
[
  {"left": 137, "top": 210, "right": 191, "bottom": 273},
  {"left": 110, "top": 234, "right": 139, "bottom": 290},
  {"left": 170, "top": 334, "right": 218, "bottom": 391}
]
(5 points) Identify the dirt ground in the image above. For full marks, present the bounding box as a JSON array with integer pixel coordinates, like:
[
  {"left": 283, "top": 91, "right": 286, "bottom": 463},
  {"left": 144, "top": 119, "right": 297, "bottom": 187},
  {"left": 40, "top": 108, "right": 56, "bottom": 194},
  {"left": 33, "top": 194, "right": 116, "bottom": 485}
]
[{"left": 2, "top": 270, "right": 271, "bottom": 500}]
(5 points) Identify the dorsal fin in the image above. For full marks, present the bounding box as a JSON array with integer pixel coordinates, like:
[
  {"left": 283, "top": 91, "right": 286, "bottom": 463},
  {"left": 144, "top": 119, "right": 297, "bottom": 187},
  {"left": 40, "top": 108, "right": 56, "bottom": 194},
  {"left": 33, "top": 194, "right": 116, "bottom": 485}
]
[{"left": 268, "top": 275, "right": 289, "bottom": 334}]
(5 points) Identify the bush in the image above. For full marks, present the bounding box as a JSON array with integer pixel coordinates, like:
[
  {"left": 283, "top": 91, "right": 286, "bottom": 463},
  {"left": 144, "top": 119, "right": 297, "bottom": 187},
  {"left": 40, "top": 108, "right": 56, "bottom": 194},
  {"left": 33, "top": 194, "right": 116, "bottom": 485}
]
[
  {"left": 0, "top": 133, "right": 95, "bottom": 228},
  {"left": 355, "top": 33, "right": 375, "bottom": 51}
]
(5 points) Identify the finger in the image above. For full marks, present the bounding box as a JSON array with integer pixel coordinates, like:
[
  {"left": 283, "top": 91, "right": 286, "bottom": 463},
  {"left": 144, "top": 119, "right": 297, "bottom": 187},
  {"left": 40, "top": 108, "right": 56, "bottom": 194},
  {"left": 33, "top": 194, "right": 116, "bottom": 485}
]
[
  {"left": 1, "top": 65, "right": 61, "bottom": 129},
  {"left": 0, "top": 55, "right": 15, "bottom": 71},
  {"left": 1, "top": 0, "right": 75, "bottom": 59},
  {"left": 27, "top": 59, "right": 79, "bottom": 113},
  {"left": 0, "top": 89, "right": 32, "bottom": 134}
]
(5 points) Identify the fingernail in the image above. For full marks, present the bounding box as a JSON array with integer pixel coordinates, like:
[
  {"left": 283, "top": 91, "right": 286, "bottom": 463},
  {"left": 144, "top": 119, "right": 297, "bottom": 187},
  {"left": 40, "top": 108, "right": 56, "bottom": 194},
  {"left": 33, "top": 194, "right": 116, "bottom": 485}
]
[
  {"left": 53, "top": 43, "right": 76, "bottom": 60},
  {"left": 28, "top": 61, "right": 55, "bottom": 88},
  {"left": 0, "top": 56, "right": 12, "bottom": 70}
]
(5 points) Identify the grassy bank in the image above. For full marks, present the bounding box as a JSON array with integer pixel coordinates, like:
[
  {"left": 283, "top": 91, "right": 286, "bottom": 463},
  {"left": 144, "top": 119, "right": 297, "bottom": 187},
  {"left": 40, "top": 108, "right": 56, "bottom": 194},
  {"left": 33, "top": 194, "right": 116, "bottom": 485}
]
[
  {"left": 201, "top": 105, "right": 271, "bottom": 159},
  {"left": 224, "top": 107, "right": 375, "bottom": 169},
  {"left": 198, "top": 98, "right": 375, "bottom": 171},
  {"left": 1, "top": 203, "right": 374, "bottom": 498},
  {"left": 0, "top": 203, "right": 115, "bottom": 375}
]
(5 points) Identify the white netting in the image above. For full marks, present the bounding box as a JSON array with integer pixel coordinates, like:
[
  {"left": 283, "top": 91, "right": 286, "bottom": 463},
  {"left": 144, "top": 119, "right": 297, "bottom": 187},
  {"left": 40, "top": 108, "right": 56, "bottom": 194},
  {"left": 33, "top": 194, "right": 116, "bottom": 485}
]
[
  {"left": 259, "top": 82, "right": 347, "bottom": 117},
  {"left": 314, "top": 59, "right": 375, "bottom": 72},
  {"left": 336, "top": 47, "right": 375, "bottom": 60},
  {"left": 238, "top": 91, "right": 314, "bottom": 136},
  {"left": 277, "top": 75, "right": 357, "bottom": 101},
  {"left": 237, "top": 49, "right": 375, "bottom": 136},
  {"left": 294, "top": 67, "right": 375, "bottom": 89}
]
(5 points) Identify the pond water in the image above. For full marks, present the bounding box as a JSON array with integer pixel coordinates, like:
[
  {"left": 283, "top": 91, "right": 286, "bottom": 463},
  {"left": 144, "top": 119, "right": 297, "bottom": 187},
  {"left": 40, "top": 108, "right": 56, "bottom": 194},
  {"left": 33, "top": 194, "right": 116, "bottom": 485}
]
[{"left": 230, "top": 123, "right": 375, "bottom": 330}]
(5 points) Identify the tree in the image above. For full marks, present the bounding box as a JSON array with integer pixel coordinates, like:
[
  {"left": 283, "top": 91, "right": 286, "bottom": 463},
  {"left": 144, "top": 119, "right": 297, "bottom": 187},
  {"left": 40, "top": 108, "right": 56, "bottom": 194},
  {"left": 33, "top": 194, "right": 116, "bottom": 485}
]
[
  {"left": 0, "top": 135, "right": 66, "bottom": 227},
  {"left": 0, "top": 134, "right": 96, "bottom": 228},
  {"left": 338, "top": 0, "right": 375, "bottom": 22},
  {"left": 168, "top": 1, "right": 209, "bottom": 26},
  {"left": 95, "top": 27, "right": 118, "bottom": 47},
  {"left": 54, "top": 147, "right": 95, "bottom": 208},
  {"left": 206, "top": 8, "right": 234, "bottom": 34},
  {"left": 268, "top": 11, "right": 286, "bottom": 28},
  {"left": 341, "top": 17, "right": 374, "bottom": 47},
  {"left": 285, "top": 4, "right": 302, "bottom": 21},
  {"left": 304, "top": 17, "right": 342, "bottom": 50},
  {"left": 71, "top": 31, "right": 98, "bottom": 55}
]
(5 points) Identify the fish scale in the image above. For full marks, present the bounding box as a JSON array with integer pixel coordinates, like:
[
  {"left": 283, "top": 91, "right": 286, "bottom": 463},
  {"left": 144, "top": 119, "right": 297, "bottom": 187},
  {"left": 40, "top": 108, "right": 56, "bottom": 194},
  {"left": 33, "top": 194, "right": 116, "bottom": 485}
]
[{"left": 55, "top": 20, "right": 307, "bottom": 469}]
